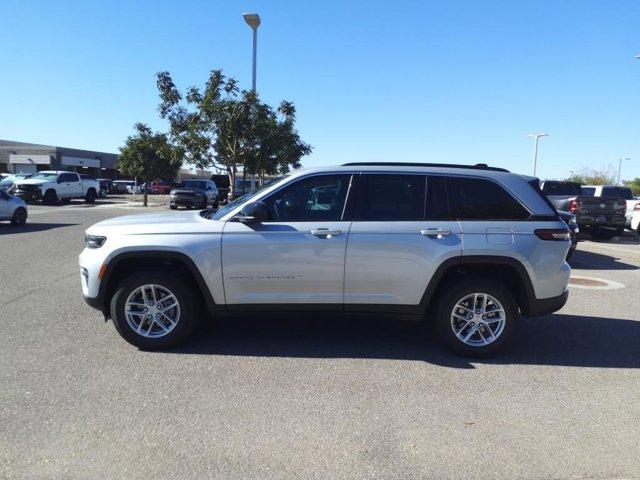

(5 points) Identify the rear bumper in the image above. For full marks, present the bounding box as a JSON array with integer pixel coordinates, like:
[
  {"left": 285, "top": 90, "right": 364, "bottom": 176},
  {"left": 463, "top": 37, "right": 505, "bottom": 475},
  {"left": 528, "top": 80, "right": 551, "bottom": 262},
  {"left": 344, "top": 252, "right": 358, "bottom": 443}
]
[
  {"left": 577, "top": 215, "right": 625, "bottom": 229},
  {"left": 524, "top": 290, "right": 569, "bottom": 317}
]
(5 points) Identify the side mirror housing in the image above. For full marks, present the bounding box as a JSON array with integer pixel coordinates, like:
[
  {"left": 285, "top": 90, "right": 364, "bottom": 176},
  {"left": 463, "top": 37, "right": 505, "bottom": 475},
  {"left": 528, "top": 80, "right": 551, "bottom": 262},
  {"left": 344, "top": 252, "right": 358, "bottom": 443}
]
[{"left": 236, "top": 201, "right": 268, "bottom": 223}]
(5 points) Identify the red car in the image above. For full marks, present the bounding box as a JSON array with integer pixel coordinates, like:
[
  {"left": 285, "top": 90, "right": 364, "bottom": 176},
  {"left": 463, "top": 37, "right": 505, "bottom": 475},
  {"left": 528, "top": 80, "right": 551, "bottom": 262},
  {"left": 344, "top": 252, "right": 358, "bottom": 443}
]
[{"left": 146, "top": 182, "right": 173, "bottom": 195}]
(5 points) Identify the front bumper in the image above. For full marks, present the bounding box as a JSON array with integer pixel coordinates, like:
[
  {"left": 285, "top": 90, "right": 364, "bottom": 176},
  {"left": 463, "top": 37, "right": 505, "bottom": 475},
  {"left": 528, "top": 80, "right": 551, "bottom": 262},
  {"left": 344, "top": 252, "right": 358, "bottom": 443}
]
[
  {"left": 170, "top": 197, "right": 202, "bottom": 207},
  {"left": 525, "top": 290, "right": 569, "bottom": 317},
  {"left": 13, "top": 189, "right": 42, "bottom": 202}
]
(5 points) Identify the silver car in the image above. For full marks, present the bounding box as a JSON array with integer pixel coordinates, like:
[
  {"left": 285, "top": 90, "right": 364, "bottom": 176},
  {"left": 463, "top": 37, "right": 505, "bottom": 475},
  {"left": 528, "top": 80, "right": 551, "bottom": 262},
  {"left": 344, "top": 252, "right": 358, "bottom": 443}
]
[
  {"left": 0, "top": 190, "right": 28, "bottom": 225},
  {"left": 79, "top": 163, "right": 571, "bottom": 357}
]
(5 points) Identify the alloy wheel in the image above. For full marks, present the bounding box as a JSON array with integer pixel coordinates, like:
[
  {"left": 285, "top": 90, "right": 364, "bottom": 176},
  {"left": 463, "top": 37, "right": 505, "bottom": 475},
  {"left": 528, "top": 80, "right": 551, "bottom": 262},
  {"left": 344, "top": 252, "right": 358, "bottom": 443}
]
[
  {"left": 450, "top": 293, "right": 506, "bottom": 347},
  {"left": 124, "top": 284, "right": 181, "bottom": 338}
]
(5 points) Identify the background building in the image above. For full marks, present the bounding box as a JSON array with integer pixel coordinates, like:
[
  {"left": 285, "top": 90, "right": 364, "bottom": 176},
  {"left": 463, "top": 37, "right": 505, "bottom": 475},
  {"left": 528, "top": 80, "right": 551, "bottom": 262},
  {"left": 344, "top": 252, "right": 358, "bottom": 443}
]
[{"left": 0, "top": 139, "right": 118, "bottom": 178}]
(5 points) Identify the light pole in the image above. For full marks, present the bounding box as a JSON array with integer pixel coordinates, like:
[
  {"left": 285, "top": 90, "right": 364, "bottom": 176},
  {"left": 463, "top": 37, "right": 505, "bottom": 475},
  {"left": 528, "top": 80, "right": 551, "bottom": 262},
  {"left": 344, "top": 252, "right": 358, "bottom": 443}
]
[
  {"left": 243, "top": 13, "right": 260, "bottom": 91},
  {"left": 526, "top": 133, "right": 549, "bottom": 176},
  {"left": 618, "top": 157, "right": 630, "bottom": 185},
  {"left": 243, "top": 13, "right": 260, "bottom": 192}
]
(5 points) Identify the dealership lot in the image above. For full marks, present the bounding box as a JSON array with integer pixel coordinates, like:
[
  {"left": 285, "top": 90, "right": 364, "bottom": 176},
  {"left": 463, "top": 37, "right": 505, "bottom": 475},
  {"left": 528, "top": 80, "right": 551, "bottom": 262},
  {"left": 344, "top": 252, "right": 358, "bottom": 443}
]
[{"left": 1, "top": 205, "right": 639, "bottom": 479}]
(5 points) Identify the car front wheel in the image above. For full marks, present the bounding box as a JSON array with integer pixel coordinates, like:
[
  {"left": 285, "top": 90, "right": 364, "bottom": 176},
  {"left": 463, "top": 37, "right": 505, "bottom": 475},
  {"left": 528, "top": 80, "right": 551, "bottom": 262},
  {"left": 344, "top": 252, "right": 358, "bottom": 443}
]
[
  {"left": 433, "top": 278, "right": 517, "bottom": 357},
  {"left": 110, "top": 271, "right": 200, "bottom": 350}
]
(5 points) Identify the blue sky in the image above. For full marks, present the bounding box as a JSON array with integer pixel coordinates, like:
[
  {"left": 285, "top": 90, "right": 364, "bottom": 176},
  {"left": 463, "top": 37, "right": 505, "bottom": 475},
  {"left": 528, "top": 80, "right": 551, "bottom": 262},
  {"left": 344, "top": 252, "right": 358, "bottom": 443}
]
[{"left": 1, "top": 0, "right": 639, "bottom": 180}]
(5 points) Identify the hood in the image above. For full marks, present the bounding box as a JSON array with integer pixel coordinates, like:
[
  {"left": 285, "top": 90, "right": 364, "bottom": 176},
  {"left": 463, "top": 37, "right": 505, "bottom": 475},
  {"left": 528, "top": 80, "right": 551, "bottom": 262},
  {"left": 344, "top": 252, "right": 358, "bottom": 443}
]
[
  {"left": 15, "top": 178, "right": 51, "bottom": 186},
  {"left": 86, "top": 210, "right": 224, "bottom": 236},
  {"left": 171, "top": 188, "right": 204, "bottom": 195}
]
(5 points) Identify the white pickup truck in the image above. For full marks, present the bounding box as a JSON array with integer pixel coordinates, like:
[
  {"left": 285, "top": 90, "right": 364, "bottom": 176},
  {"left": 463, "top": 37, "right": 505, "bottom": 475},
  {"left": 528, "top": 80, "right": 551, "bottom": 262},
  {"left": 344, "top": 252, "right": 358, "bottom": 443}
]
[{"left": 12, "top": 170, "right": 100, "bottom": 205}]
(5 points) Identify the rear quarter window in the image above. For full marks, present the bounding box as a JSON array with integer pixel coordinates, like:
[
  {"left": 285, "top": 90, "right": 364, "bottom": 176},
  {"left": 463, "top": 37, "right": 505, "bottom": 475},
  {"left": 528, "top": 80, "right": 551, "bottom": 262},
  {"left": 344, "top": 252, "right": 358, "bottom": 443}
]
[{"left": 447, "top": 177, "right": 530, "bottom": 220}]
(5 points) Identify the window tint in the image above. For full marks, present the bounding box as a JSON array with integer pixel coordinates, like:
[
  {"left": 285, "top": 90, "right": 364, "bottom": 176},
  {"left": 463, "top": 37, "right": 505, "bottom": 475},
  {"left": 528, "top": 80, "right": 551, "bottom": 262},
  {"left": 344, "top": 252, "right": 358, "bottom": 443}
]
[
  {"left": 448, "top": 177, "right": 530, "bottom": 220},
  {"left": 426, "top": 176, "right": 451, "bottom": 220},
  {"left": 581, "top": 187, "right": 595, "bottom": 196},
  {"left": 355, "top": 174, "right": 425, "bottom": 221},
  {"left": 602, "top": 186, "right": 633, "bottom": 200},
  {"left": 60, "top": 173, "right": 78, "bottom": 182},
  {"left": 264, "top": 175, "right": 351, "bottom": 222},
  {"left": 541, "top": 182, "right": 582, "bottom": 196}
]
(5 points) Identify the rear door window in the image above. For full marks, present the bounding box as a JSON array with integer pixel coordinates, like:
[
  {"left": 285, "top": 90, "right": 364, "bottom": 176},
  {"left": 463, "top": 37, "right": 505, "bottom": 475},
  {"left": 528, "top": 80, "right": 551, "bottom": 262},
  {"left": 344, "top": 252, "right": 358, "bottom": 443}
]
[
  {"left": 354, "top": 174, "right": 425, "bottom": 221},
  {"left": 447, "top": 177, "right": 530, "bottom": 220}
]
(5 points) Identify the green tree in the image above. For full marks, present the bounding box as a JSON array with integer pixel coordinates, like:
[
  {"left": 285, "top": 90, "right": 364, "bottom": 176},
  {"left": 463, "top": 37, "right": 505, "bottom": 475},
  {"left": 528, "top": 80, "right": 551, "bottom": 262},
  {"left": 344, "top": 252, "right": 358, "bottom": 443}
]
[
  {"left": 624, "top": 177, "right": 640, "bottom": 196},
  {"left": 118, "top": 123, "right": 183, "bottom": 206},
  {"left": 566, "top": 165, "right": 616, "bottom": 185},
  {"left": 156, "top": 69, "right": 311, "bottom": 198}
]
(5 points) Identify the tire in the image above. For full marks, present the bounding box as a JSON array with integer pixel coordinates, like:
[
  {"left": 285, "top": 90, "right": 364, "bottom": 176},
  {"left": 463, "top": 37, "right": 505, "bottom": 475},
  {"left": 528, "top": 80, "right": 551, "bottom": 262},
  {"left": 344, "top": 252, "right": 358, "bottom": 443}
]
[
  {"left": 43, "top": 189, "right": 57, "bottom": 205},
  {"left": 10, "top": 207, "right": 27, "bottom": 226},
  {"left": 110, "top": 270, "right": 200, "bottom": 350},
  {"left": 433, "top": 277, "right": 518, "bottom": 357},
  {"left": 170, "top": 205, "right": 178, "bottom": 210},
  {"left": 85, "top": 189, "right": 96, "bottom": 204}
]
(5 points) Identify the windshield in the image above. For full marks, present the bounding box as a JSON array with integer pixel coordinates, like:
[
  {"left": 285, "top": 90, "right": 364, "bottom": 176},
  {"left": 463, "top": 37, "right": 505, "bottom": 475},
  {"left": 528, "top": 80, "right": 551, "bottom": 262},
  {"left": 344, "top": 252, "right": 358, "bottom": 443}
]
[
  {"left": 542, "top": 182, "right": 582, "bottom": 196},
  {"left": 184, "top": 180, "right": 207, "bottom": 189},
  {"left": 210, "top": 176, "right": 288, "bottom": 220},
  {"left": 29, "top": 173, "right": 58, "bottom": 181}
]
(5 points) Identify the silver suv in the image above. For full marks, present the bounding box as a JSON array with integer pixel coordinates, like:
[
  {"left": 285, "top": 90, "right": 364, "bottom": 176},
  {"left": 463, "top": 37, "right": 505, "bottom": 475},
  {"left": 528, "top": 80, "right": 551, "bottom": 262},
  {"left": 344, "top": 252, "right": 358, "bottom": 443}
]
[{"left": 79, "top": 163, "right": 571, "bottom": 356}]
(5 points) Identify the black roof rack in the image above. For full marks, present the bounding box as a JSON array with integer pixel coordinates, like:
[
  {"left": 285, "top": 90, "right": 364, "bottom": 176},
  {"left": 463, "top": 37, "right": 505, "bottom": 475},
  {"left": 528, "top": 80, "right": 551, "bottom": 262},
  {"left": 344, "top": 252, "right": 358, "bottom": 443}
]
[{"left": 341, "top": 162, "right": 510, "bottom": 173}]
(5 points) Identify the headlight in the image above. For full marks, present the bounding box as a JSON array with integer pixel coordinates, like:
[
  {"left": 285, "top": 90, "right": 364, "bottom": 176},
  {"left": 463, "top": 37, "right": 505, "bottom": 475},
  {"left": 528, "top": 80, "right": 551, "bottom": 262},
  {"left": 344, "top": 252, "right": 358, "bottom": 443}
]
[{"left": 85, "top": 234, "right": 106, "bottom": 248}]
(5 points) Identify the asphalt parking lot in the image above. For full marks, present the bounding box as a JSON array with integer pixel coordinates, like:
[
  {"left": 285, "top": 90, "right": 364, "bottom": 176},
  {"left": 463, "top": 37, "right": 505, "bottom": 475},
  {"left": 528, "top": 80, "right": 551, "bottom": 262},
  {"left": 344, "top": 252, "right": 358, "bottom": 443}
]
[{"left": 1, "top": 204, "right": 639, "bottom": 479}]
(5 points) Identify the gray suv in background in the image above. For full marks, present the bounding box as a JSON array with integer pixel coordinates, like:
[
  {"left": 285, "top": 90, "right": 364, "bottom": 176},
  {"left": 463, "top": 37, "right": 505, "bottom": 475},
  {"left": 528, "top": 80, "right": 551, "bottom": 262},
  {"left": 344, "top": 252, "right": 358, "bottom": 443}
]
[
  {"left": 170, "top": 179, "right": 219, "bottom": 210},
  {"left": 80, "top": 163, "right": 570, "bottom": 357}
]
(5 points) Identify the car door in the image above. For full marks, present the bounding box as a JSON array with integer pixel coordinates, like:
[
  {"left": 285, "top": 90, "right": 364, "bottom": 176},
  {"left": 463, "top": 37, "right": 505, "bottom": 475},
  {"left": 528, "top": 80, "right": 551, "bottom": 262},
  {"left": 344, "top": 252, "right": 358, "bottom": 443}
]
[
  {"left": 58, "top": 173, "right": 79, "bottom": 198},
  {"left": 0, "top": 191, "right": 11, "bottom": 219},
  {"left": 344, "top": 174, "right": 462, "bottom": 310},
  {"left": 221, "top": 174, "right": 353, "bottom": 305}
]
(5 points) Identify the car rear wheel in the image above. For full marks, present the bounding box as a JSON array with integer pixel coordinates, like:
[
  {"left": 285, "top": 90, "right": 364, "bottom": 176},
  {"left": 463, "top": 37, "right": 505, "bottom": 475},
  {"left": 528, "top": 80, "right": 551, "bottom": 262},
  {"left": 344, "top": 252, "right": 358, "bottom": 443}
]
[
  {"left": 170, "top": 205, "right": 178, "bottom": 210},
  {"left": 433, "top": 278, "right": 517, "bottom": 357},
  {"left": 85, "top": 189, "right": 96, "bottom": 204},
  {"left": 110, "top": 270, "right": 199, "bottom": 350},
  {"left": 10, "top": 207, "right": 27, "bottom": 226}
]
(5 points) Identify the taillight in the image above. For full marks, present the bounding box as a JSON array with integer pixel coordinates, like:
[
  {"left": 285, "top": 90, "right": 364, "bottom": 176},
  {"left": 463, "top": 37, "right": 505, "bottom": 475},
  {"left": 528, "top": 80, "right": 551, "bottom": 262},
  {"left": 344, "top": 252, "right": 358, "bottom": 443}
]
[
  {"left": 535, "top": 228, "right": 571, "bottom": 241},
  {"left": 568, "top": 198, "right": 579, "bottom": 213},
  {"left": 635, "top": 203, "right": 640, "bottom": 212}
]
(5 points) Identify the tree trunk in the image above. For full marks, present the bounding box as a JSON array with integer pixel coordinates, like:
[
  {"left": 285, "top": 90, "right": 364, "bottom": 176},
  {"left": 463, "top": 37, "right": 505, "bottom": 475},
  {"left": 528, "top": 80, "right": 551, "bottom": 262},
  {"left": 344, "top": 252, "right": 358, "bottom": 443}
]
[
  {"left": 143, "top": 188, "right": 148, "bottom": 207},
  {"left": 228, "top": 166, "right": 236, "bottom": 200}
]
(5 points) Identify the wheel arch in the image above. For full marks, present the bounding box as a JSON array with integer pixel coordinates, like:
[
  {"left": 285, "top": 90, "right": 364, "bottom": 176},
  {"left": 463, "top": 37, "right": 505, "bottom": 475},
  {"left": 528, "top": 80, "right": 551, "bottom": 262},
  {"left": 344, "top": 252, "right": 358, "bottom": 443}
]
[
  {"left": 421, "top": 255, "right": 536, "bottom": 316},
  {"left": 98, "top": 250, "right": 220, "bottom": 318}
]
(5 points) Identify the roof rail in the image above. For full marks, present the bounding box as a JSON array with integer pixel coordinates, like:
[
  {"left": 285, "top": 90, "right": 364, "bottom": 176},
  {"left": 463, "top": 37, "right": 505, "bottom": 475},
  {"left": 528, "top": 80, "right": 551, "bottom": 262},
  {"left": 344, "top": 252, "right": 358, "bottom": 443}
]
[{"left": 341, "top": 162, "right": 510, "bottom": 172}]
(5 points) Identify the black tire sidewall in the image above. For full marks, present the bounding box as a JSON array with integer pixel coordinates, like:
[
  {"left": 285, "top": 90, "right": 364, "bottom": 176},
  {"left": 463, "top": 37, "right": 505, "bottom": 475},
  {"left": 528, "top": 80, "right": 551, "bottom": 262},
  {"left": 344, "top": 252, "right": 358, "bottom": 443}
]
[
  {"left": 85, "top": 189, "right": 96, "bottom": 203},
  {"left": 44, "top": 190, "right": 57, "bottom": 205},
  {"left": 110, "top": 271, "right": 199, "bottom": 350},
  {"left": 434, "top": 278, "right": 517, "bottom": 357},
  {"left": 11, "top": 207, "right": 27, "bottom": 225}
]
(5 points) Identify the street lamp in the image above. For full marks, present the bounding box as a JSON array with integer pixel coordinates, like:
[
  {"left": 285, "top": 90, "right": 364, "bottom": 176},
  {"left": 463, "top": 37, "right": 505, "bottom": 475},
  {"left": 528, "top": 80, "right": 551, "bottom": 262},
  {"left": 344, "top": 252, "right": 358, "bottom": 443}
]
[
  {"left": 526, "top": 133, "right": 549, "bottom": 176},
  {"left": 243, "top": 13, "right": 260, "bottom": 91},
  {"left": 243, "top": 13, "right": 261, "bottom": 193},
  {"left": 618, "top": 157, "right": 630, "bottom": 185}
]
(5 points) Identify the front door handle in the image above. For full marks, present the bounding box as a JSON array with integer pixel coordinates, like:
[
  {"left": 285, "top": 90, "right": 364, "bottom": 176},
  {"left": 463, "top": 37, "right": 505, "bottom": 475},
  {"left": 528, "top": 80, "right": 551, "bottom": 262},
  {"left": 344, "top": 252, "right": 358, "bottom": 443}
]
[
  {"left": 310, "top": 228, "right": 342, "bottom": 237},
  {"left": 420, "top": 228, "right": 452, "bottom": 237}
]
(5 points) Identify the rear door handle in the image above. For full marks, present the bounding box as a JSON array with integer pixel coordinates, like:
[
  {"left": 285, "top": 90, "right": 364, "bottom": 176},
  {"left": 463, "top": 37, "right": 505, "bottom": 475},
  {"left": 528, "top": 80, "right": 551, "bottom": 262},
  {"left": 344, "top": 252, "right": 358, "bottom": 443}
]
[
  {"left": 420, "top": 228, "right": 452, "bottom": 237},
  {"left": 310, "top": 228, "right": 342, "bottom": 237}
]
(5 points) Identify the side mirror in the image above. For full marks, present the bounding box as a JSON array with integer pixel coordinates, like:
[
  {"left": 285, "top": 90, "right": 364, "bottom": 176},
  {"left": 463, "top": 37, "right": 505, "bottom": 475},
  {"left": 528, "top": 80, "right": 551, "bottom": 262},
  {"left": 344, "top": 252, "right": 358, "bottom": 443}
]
[{"left": 236, "top": 201, "right": 268, "bottom": 223}]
